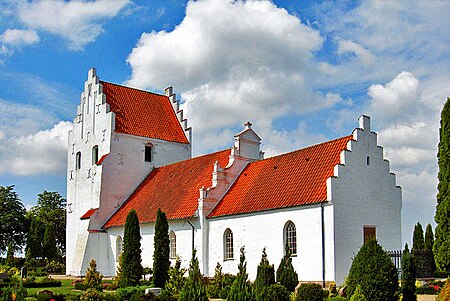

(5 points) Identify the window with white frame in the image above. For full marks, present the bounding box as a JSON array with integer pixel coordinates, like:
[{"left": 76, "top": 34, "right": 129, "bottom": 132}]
[
  {"left": 116, "top": 236, "right": 123, "bottom": 262},
  {"left": 169, "top": 230, "right": 177, "bottom": 258},
  {"left": 224, "top": 228, "right": 234, "bottom": 260},
  {"left": 92, "top": 145, "right": 99, "bottom": 165},
  {"left": 284, "top": 221, "right": 297, "bottom": 256}
]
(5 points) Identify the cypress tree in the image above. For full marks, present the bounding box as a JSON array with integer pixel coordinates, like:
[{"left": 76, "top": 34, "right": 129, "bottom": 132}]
[
  {"left": 153, "top": 208, "right": 170, "bottom": 288},
  {"left": 120, "top": 209, "right": 143, "bottom": 287},
  {"left": 276, "top": 243, "right": 298, "bottom": 292},
  {"left": 435, "top": 97, "right": 450, "bottom": 272},
  {"left": 26, "top": 218, "right": 43, "bottom": 259},
  {"left": 43, "top": 223, "right": 58, "bottom": 260},
  {"left": 402, "top": 244, "right": 417, "bottom": 301},
  {"left": 412, "top": 222, "right": 425, "bottom": 250},
  {"left": 5, "top": 242, "right": 14, "bottom": 266},
  {"left": 228, "top": 246, "right": 255, "bottom": 301},
  {"left": 425, "top": 223, "right": 436, "bottom": 274},
  {"left": 254, "top": 248, "right": 275, "bottom": 300},
  {"left": 179, "top": 249, "right": 208, "bottom": 301}
]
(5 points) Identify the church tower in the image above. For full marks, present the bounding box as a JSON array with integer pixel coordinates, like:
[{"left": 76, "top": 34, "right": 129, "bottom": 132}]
[{"left": 66, "top": 68, "right": 191, "bottom": 276}]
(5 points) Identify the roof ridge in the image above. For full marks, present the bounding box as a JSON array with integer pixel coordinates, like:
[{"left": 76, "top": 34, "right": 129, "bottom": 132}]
[
  {"left": 257, "top": 134, "right": 353, "bottom": 164},
  {"left": 100, "top": 80, "right": 167, "bottom": 98}
]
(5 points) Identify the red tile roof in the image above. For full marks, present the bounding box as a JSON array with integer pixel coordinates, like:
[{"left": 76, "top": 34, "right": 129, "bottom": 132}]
[
  {"left": 208, "top": 135, "right": 353, "bottom": 218},
  {"left": 103, "top": 149, "right": 231, "bottom": 228},
  {"left": 96, "top": 153, "right": 109, "bottom": 165},
  {"left": 101, "top": 81, "right": 189, "bottom": 144},
  {"left": 80, "top": 208, "right": 98, "bottom": 220}
]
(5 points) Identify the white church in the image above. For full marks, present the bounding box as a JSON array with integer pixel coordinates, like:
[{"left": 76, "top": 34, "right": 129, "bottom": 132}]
[{"left": 66, "top": 68, "right": 402, "bottom": 285}]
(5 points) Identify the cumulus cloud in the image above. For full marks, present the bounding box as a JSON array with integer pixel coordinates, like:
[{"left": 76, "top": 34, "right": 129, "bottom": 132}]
[
  {"left": 0, "top": 121, "right": 72, "bottom": 176},
  {"left": 127, "top": 0, "right": 344, "bottom": 155},
  {"left": 18, "top": 0, "right": 130, "bottom": 50},
  {"left": 0, "top": 28, "right": 39, "bottom": 46}
]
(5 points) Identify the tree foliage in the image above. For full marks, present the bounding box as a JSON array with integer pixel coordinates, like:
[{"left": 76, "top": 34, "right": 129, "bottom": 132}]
[
  {"left": 254, "top": 248, "right": 275, "bottom": 301},
  {"left": 413, "top": 222, "right": 425, "bottom": 250},
  {"left": 435, "top": 97, "right": 450, "bottom": 271},
  {"left": 207, "top": 262, "right": 224, "bottom": 298},
  {"left": 26, "top": 217, "right": 44, "bottom": 259},
  {"left": 162, "top": 258, "right": 186, "bottom": 300},
  {"left": 346, "top": 239, "right": 399, "bottom": 301},
  {"left": 402, "top": 244, "right": 417, "bottom": 301},
  {"left": 120, "top": 209, "right": 143, "bottom": 287},
  {"left": 5, "top": 242, "right": 14, "bottom": 266},
  {"left": 436, "top": 278, "right": 450, "bottom": 301},
  {"left": 349, "top": 285, "right": 367, "bottom": 301},
  {"left": 179, "top": 249, "right": 208, "bottom": 301},
  {"left": 425, "top": 223, "right": 436, "bottom": 274},
  {"left": 28, "top": 191, "right": 66, "bottom": 256},
  {"left": 276, "top": 243, "right": 298, "bottom": 292},
  {"left": 153, "top": 208, "right": 170, "bottom": 288},
  {"left": 43, "top": 223, "right": 58, "bottom": 260},
  {"left": 0, "top": 185, "right": 27, "bottom": 254},
  {"left": 228, "top": 246, "right": 255, "bottom": 301}
]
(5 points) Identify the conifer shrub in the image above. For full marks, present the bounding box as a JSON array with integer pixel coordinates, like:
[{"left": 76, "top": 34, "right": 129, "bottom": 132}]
[
  {"left": 120, "top": 209, "right": 143, "bottom": 287},
  {"left": 349, "top": 285, "right": 367, "bottom": 301},
  {"left": 254, "top": 248, "right": 275, "bottom": 301},
  {"left": 152, "top": 209, "right": 170, "bottom": 289},
  {"left": 178, "top": 249, "right": 208, "bottom": 301},
  {"left": 218, "top": 273, "right": 236, "bottom": 299},
  {"left": 296, "top": 283, "right": 326, "bottom": 301},
  {"left": 401, "top": 244, "right": 417, "bottom": 301},
  {"left": 207, "top": 262, "right": 224, "bottom": 298},
  {"left": 327, "top": 297, "right": 347, "bottom": 301},
  {"left": 346, "top": 239, "right": 399, "bottom": 301},
  {"left": 227, "top": 247, "right": 255, "bottom": 301},
  {"left": 276, "top": 244, "right": 298, "bottom": 292},
  {"left": 161, "top": 258, "right": 186, "bottom": 300},
  {"left": 258, "top": 283, "right": 290, "bottom": 301},
  {"left": 84, "top": 259, "right": 103, "bottom": 291}
]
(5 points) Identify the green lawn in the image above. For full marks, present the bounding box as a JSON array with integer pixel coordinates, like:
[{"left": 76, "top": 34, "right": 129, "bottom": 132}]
[{"left": 26, "top": 278, "right": 83, "bottom": 296}]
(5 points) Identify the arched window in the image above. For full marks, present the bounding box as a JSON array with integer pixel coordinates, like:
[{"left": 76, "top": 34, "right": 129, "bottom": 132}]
[
  {"left": 284, "top": 221, "right": 297, "bottom": 256},
  {"left": 76, "top": 152, "right": 81, "bottom": 170},
  {"left": 92, "top": 145, "right": 99, "bottom": 165},
  {"left": 169, "top": 230, "right": 176, "bottom": 258},
  {"left": 224, "top": 228, "right": 234, "bottom": 260},
  {"left": 116, "top": 236, "right": 123, "bottom": 262},
  {"left": 144, "top": 143, "right": 153, "bottom": 162}
]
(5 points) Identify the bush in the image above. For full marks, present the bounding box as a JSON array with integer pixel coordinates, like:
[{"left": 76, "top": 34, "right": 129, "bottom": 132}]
[
  {"left": 23, "top": 277, "right": 62, "bottom": 288},
  {"left": 346, "top": 239, "right": 399, "bottom": 301},
  {"left": 436, "top": 278, "right": 450, "bottom": 301},
  {"left": 45, "top": 260, "right": 65, "bottom": 274},
  {"left": 84, "top": 260, "right": 103, "bottom": 291},
  {"left": 254, "top": 248, "right": 275, "bottom": 301},
  {"left": 219, "top": 273, "right": 236, "bottom": 299},
  {"left": 115, "top": 286, "right": 142, "bottom": 300},
  {"left": 349, "top": 285, "right": 367, "bottom": 301},
  {"left": 327, "top": 297, "right": 347, "bottom": 301},
  {"left": 296, "top": 283, "right": 327, "bottom": 301},
  {"left": 80, "top": 288, "right": 104, "bottom": 301},
  {"left": 276, "top": 244, "right": 298, "bottom": 292},
  {"left": 416, "top": 285, "right": 439, "bottom": 295},
  {"left": 178, "top": 250, "right": 208, "bottom": 301},
  {"left": 258, "top": 283, "right": 290, "bottom": 301}
]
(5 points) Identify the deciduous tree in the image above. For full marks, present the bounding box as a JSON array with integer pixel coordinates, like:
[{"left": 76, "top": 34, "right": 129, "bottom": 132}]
[
  {"left": 435, "top": 97, "right": 450, "bottom": 271},
  {"left": 0, "top": 185, "right": 26, "bottom": 254}
]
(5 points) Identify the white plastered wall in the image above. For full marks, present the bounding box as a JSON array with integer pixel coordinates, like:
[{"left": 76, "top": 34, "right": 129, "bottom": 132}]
[
  {"left": 207, "top": 206, "right": 336, "bottom": 282},
  {"left": 329, "top": 116, "right": 402, "bottom": 285}
]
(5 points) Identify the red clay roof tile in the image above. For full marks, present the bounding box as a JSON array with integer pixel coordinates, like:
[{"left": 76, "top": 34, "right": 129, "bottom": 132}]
[
  {"left": 101, "top": 81, "right": 189, "bottom": 144},
  {"left": 103, "top": 149, "right": 231, "bottom": 228},
  {"left": 80, "top": 208, "right": 98, "bottom": 220},
  {"left": 208, "top": 135, "right": 353, "bottom": 218}
]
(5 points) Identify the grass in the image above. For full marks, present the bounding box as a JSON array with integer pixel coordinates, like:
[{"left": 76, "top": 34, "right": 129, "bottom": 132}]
[{"left": 26, "top": 278, "right": 83, "bottom": 296}]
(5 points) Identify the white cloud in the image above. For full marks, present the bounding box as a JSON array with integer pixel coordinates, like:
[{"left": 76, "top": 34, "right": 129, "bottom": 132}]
[
  {"left": 127, "top": 0, "right": 344, "bottom": 155},
  {"left": 0, "top": 28, "right": 39, "bottom": 46},
  {"left": 0, "top": 121, "right": 72, "bottom": 176},
  {"left": 18, "top": 0, "right": 130, "bottom": 50},
  {"left": 336, "top": 38, "right": 374, "bottom": 64}
]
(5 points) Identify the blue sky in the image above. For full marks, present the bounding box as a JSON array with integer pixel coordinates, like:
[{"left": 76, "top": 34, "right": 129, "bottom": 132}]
[{"left": 0, "top": 0, "right": 449, "bottom": 246}]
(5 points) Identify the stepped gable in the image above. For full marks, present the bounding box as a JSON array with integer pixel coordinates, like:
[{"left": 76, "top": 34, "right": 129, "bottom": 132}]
[
  {"left": 208, "top": 135, "right": 353, "bottom": 218},
  {"left": 101, "top": 81, "right": 189, "bottom": 144},
  {"left": 103, "top": 149, "right": 231, "bottom": 228}
]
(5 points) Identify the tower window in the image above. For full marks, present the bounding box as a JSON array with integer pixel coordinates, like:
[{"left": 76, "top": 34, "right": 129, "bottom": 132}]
[
  {"left": 145, "top": 143, "right": 153, "bottom": 162},
  {"left": 367, "top": 156, "right": 370, "bottom": 165},
  {"left": 92, "top": 145, "right": 99, "bottom": 165},
  {"left": 76, "top": 152, "right": 81, "bottom": 170},
  {"left": 116, "top": 236, "right": 123, "bottom": 262}
]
